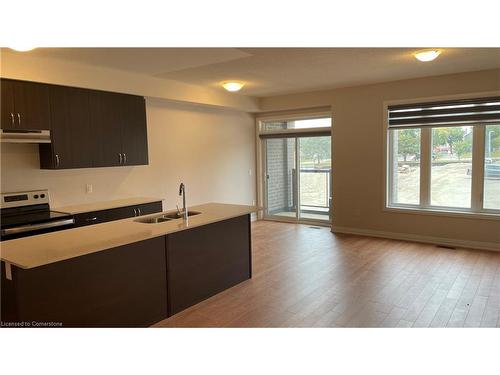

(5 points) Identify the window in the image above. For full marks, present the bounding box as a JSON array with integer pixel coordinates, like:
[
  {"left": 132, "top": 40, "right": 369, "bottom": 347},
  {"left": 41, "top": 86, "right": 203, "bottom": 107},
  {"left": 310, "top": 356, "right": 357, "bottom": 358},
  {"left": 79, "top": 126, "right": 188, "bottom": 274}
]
[
  {"left": 484, "top": 124, "right": 500, "bottom": 210},
  {"left": 387, "top": 96, "right": 500, "bottom": 216},
  {"left": 262, "top": 116, "right": 331, "bottom": 132},
  {"left": 389, "top": 128, "right": 421, "bottom": 205},
  {"left": 431, "top": 126, "right": 473, "bottom": 208}
]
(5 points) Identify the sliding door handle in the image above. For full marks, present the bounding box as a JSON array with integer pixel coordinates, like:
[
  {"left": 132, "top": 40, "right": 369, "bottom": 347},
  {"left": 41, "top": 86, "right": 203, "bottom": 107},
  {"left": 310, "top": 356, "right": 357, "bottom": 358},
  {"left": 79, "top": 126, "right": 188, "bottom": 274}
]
[
  {"left": 118, "top": 153, "right": 123, "bottom": 165},
  {"left": 17, "top": 113, "right": 21, "bottom": 127},
  {"left": 123, "top": 153, "right": 127, "bottom": 164},
  {"left": 10, "top": 113, "right": 15, "bottom": 127}
]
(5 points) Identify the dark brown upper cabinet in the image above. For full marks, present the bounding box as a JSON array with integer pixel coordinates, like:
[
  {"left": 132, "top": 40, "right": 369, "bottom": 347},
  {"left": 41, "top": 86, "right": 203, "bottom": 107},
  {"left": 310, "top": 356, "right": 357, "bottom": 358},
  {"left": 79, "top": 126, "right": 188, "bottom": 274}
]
[
  {"left": 89, "top": 91, "right": 124, "bottom": 167},
  {"left": 14, "top": 81, "right": 51, "bottom": 130},
  {"left": 32, "top": 80, "right": 148, "bottom": 169},
  {"left": 1, "top": 79, "right": 50, "bottom": 130},
  {"left": 89, "top": 91, "right": 148, "bottom": 167},
  {"left": 40, "top": 86, "right": 93, "bottom": 169},
  {"left": 1, "top": 79, "right": 16, "bottom": 129},
  {"left": 120, "top": 95, "right": 149, "bottom": 166}
]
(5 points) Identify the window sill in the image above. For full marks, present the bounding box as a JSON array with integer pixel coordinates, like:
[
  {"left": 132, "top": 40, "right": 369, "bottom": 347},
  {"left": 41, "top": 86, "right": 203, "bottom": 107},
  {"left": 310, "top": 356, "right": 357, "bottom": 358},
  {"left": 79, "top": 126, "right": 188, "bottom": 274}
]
[{"left": 384, "top": 205, "right": 500, "bottom": 221}]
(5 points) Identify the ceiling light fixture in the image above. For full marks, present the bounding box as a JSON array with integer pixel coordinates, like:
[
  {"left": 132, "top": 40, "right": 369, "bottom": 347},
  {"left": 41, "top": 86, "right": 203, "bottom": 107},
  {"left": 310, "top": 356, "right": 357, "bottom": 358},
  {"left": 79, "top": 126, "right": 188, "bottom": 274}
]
[
  {"left": 222, "top": 82, "right": 245, "bottom": 92},
  {"left": 414, "top": 50, "right": 441, "bottom": 62},
  {"left": 9, "top": 46, "right": 36, "bottom": 52}
]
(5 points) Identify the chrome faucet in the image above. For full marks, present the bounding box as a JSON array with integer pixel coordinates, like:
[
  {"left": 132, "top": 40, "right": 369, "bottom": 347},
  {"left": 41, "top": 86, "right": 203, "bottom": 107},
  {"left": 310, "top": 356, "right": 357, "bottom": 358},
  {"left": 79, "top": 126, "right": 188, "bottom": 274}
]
[{"left": 178, "top": 183, "right": 188, "bottom": 220}]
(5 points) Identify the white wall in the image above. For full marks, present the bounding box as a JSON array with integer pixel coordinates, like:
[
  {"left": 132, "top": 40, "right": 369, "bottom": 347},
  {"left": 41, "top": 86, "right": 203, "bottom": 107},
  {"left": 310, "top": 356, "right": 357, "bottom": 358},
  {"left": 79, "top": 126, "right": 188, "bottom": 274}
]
[
  {"left": 260, "top": 69, "right": 500, "bottom": 249},
  {"left": 1, "top": 99, "right": 256, "bottom": 210}
]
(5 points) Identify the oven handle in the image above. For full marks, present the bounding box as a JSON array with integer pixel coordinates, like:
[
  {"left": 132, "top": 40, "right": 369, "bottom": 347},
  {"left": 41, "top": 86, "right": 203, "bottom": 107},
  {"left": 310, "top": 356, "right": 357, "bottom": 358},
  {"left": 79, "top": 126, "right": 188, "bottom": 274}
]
[{"left": 1, "top": 218, "right": 75, "bottom": 236}]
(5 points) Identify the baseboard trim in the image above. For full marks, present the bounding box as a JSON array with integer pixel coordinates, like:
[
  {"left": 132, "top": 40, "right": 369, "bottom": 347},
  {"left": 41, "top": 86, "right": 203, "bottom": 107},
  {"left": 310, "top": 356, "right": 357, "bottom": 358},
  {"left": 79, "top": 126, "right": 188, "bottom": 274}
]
[{"left": 331, "top": 226, "right": 500, "bottom": 252}]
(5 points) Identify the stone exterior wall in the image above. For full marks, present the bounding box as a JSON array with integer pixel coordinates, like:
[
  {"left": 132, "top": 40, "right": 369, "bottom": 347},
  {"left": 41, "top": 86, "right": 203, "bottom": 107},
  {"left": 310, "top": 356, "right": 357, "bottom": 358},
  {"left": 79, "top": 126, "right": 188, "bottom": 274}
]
[{"left": 266, "top": 138, "right": 295, "bottom": 214}]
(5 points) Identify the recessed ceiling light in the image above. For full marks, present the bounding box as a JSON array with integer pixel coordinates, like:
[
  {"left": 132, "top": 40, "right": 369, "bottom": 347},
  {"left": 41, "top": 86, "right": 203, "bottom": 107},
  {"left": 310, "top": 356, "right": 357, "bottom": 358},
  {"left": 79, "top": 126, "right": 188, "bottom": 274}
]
[
  {"left": 222, "top": 82, "right": 245, "bottom": 92},
  {"left": 9, "top": 46, "right": 36, "bottom": 52},
  {"left": 415, "top": 50, "right": 441, "bottom": 62}
]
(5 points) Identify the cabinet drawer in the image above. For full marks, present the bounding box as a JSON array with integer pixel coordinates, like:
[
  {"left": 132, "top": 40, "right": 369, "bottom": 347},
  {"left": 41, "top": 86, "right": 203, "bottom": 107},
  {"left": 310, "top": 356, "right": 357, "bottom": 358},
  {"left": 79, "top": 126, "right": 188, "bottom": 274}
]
[{"left": 73, "top": 210, "right": 109, "bottom": 227}]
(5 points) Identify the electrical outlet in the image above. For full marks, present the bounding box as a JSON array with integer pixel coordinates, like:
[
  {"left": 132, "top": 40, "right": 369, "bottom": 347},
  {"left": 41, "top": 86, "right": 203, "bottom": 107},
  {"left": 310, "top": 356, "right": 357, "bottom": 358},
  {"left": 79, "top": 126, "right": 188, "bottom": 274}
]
[{"left": 86, "top": 184, "right": 93, "bottom": 194}]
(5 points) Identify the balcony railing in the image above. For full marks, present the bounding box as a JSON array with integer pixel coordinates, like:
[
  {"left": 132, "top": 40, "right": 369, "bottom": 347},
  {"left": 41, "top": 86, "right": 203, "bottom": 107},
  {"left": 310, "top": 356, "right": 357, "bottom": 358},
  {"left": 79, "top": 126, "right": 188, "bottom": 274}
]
[{"left": 293, "top": 168, "right": 331, "bottom": 211}]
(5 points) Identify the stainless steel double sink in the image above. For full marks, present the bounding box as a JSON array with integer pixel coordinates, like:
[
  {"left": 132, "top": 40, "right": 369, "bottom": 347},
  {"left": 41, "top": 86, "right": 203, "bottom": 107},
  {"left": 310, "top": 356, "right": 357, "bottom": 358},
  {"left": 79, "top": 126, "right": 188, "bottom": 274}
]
[{"left": 135, "top": 210, "right": 201, "bottom": 224}]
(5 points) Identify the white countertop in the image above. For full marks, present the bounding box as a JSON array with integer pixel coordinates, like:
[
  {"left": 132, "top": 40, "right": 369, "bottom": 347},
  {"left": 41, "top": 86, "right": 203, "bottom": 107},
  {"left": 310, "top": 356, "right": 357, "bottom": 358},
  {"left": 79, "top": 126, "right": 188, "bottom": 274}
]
[
  {"left": 55, "top": 197, "right": 163, "bottom": 214},
  {"left": 0, "top": 203, "right": 258, "bottom": 270}
]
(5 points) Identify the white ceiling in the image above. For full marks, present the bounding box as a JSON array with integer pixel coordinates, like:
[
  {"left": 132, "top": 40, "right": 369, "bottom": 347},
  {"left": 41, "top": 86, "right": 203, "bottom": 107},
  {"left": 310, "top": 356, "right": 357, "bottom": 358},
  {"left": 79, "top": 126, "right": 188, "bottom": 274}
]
[{"left": 7, "top": 48, "right": 500, "bottom": 97}]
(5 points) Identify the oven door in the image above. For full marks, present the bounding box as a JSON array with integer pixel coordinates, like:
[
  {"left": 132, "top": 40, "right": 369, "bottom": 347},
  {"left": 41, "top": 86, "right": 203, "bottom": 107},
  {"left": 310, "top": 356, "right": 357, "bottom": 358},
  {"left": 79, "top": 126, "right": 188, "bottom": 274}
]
[{"left": 1, "top": 217, "right": 75, "bottom": 241}]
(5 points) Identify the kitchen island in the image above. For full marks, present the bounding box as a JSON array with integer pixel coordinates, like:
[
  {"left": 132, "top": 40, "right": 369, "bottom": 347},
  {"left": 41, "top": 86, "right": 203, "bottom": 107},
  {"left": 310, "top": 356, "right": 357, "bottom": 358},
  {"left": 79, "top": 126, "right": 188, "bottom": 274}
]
[{"left": 1, "top": 203, "right": 256, "bottom": 327}]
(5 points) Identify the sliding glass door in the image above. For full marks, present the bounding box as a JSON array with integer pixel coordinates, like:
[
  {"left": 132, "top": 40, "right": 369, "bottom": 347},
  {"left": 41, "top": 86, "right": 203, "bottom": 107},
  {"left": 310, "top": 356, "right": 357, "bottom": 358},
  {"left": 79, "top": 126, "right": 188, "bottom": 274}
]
[{"left": 264, "top": 135, "right": 332, "bottom": 223}]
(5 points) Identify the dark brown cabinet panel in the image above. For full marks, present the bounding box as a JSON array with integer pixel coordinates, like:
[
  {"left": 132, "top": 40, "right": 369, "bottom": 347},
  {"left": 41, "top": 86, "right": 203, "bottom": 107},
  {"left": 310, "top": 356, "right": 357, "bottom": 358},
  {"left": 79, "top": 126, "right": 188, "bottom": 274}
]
[
  {"left": 40, "top": 85, "right": 93, "bottom": 169},
  {"left": 137, "top": 201, "right": 163, "bottom": 215},
  {"left": 89, "top": 90, "right": 148, "bottom": 167},
  {"left": 73, "top": 201, "right": 162, "bottom": 228},
  {"left": 0, "top": 79, "right": 50, "bottom": 130},
  {"left": 109, "top": 201, "right": 163, "bottom": 220},
  {"left": 89, "top": 91, "right": 124, "bottom": 167},
  {"left": 1, "top": 237, "right": 168, "bottom": 327},
  {"left": 1, "top": 79, "right": 16, "bottom": 129},
  {"left": 166, "top": 214, "right": 252, "bottom": 315},
  {"left": 120, "top": 95, "right": 149, "bottom": 166},
  {"left": 13, "top": 80, "right": 51, "bottom": 130}
]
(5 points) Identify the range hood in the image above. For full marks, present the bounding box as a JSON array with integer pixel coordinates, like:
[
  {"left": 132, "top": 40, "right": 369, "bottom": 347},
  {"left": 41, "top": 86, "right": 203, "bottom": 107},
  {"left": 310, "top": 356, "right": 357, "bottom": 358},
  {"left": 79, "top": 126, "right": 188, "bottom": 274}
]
[{"left": 0, "top": 129, "right": 51, "bottom": 143}]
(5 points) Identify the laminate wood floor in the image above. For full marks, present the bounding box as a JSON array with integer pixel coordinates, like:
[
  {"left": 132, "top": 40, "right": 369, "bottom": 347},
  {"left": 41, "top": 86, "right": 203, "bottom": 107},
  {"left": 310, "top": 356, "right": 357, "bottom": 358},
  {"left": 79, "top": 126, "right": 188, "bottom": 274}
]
[{"left": 153, "top": 221, "right": 500, "bottom": 328}]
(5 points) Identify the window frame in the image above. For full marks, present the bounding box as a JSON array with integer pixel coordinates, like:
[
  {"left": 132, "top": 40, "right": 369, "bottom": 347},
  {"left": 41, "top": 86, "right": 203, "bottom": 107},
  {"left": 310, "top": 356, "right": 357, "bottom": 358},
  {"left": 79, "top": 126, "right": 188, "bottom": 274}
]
[
  {"left": 258, "top": 111, "right": 332, "bottom": 137},
  {"left": 383, "top": 93, "right": 500, "bottom": 220}
]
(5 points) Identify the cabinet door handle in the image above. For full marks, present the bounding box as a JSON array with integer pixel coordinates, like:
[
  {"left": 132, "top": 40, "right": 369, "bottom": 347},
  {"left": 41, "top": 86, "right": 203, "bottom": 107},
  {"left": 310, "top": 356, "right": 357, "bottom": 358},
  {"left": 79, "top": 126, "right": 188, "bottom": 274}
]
[
  {"left": 55, "top": 154, "right": 60, "bottom": 167},
  {"left": 137, "top": 207, "right": 141, "bottom": 216},
  {"left": 10, "top": 113, "right": 15, "bottom": 126},
  {"left": 118, "top": 153, "right": 123, "bottom": 165},
  {"left": 123, "top": 153, "right": 127, "bottom": 164},
  {"left": 17, "top": 113, "right": 21, "bottom": 127},
  {"left": 86, "top": 217, "right": 97, "bottom": 222},
  {"left": 133, "top": 208, "right": 138, "bottom": 216}
]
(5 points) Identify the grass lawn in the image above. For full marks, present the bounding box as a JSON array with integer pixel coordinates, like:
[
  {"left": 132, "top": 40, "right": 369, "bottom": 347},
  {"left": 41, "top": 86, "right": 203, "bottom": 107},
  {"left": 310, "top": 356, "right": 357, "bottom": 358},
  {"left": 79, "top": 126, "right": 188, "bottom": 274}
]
[{"left": 394, "top": 162, "right": 500, "bottom": 209}]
